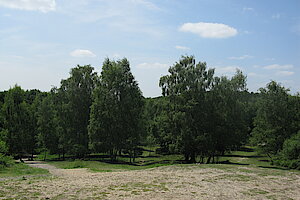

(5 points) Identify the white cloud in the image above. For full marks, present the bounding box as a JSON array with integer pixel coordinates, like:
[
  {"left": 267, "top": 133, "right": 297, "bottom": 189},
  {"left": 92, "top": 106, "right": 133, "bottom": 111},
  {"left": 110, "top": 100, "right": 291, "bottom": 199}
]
[
  {"left": 228, "top": 55, "right": 253, "bottom": 60},
  {"left": 262, "top": 64, "right": 293, "bottom": 70},
  {"left": 179, "top": 22, "right": 238, "bottom": 38},
  {"left": 137, "top": 62, "right": 168, "bottom": 69},
  {"left": 70, "top": 49, "right": 96, "bottom": 57},
  {"left": 276, "top": 71, "right": 294, "bottom": 76},
  {"left": 0, "top": 0, "right": 56, "bottom": 13},
  {"left": 175, "top": 45, "right": 190, "bottom": 50}
]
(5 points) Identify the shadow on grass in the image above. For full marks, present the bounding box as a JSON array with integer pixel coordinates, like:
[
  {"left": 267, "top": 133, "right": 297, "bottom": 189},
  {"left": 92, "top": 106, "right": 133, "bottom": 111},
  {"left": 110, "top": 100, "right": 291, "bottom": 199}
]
[
  {"left": 258, "top": 159, "right": 270, "bottom": 162},
  {"left": 97, "top": 158, "right": 184, "bottom": 167},
  {"left": 217, "top": 160, "right": 250, "bottom": 166},
  {"left": 258, "top": 165, "right": 289, "bottom": 170},
  {"left": 223, "top": 155, "right": 264, "bottom": 158},
  {"left": 237, "top": 147, "right": 254, "bottom": 152}
]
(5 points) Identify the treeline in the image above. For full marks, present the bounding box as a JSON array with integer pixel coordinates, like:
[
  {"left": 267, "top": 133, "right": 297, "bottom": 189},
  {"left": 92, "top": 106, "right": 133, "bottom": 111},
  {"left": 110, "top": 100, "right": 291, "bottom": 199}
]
[{"left": 0, "top": 56, "right": 299, "bottom": 169}]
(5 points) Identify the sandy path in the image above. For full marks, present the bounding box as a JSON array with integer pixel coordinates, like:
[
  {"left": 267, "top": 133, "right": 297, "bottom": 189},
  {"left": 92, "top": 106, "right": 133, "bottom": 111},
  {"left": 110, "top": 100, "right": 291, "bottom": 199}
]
[
  {"left": 25, "top": 160, "right": 89, "bottom": 177},
  {"left": 1, "top": 164, "right": 300, "bottom": 199}
]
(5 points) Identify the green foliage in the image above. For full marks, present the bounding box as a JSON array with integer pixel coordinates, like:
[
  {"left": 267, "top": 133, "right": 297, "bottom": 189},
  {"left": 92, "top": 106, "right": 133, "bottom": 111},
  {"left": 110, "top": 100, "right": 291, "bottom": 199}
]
[
  {"left": 0, "top": 124, "right": 13, "bottom": 168},
  {"left": 206, "top": 71, "right": 248, "bottom": 155},
  {"left": 0, "top": 154, "right": 13, "bottom": 168},
  {"left": 144, "top": 97, "right": 176, "bottom": 153},
  {"left": 158, "top": 56, "right": 248, "bottom": 163},
  {"left": 0, "top": 56, "right": 299, "bottom": 170},
  {"left": 35, "top": 93, "right": 59, "bottom": 157},
  {"left": 159, "top": 56, "right": 215, "bottom": 162},
  {"left": 89, "top": 58, "right": 144, "bottom": 161},
  {"left": 281, "top": 131, "right": 300, "bottom": 160},
  {"left": 1, "top": 85, "right": 36, "bottom": 158},
  {"left": 251, "top": 81, "right": 299, "bottom": 157},
  {"left": 58, "top": 65, "right": 98, "bottom": 157},
  {"left": 0, "top": 129, "right": 8, "bottom": 153},
  {"left": 274, "top": 131, "right": 300, "bottom": 169}
]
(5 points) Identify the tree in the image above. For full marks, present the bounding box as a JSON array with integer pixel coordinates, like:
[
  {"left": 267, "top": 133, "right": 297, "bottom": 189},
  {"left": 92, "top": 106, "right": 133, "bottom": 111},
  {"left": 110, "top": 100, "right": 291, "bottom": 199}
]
[
  {"left": 251, "top": 81, "right": 297, "bottom": 158},
  {"left": 159, "top": 56, "right": 215, "bottom": 162},
  {"left": 89, "top": 58, "right": 144, "bottom": 161},
  {"left": 1, "top": 85, "right": 36, "bottom": 159},
  {"left": 205, "top": 71, "right": 248, "bottom": 162},
  {"left": 36, "top": 93, "right": 59, "bottom": 160},
  {"left": 59, "top": 65, "right": 97, "bottom": 157},
  {"left": 144, "top": 97, "right": 177, "bottom": 154}
]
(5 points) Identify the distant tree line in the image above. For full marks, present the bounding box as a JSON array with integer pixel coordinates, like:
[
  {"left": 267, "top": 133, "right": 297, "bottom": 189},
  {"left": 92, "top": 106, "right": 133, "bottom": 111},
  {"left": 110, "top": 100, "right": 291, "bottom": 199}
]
[{"left": 0, "top": 56, "right": 299, "bottom": 169}]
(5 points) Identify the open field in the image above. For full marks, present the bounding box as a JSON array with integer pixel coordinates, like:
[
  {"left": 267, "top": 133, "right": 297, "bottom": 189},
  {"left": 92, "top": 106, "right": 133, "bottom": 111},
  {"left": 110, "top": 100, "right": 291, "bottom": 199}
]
[{"left": 1, "top": 148, "right": 299, "bottom": 199}]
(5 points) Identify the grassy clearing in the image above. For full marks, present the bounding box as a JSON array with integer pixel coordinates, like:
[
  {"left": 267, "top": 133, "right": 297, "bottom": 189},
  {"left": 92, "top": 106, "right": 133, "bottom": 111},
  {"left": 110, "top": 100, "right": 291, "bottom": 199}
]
[
  {"left": 0, "top": 162, "right": 49, "bottom": 178},
  {"left": 45, "top": 147, "right": 183, "bottom": 172},
  {"left": 49, "top": 159, "right": 175, "bottom": 172},
  {"left": 217, "top": 147, "right": 274, "bottom": 167},
  {"left": 43, "top": 146, "right": 300, "bottom": 175}
]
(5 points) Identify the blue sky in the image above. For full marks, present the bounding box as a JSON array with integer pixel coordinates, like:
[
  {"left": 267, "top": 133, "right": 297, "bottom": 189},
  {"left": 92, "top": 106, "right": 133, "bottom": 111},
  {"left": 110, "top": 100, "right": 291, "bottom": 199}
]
[{"left": 0, "top": 0, "right": 299, "bottom": 97}]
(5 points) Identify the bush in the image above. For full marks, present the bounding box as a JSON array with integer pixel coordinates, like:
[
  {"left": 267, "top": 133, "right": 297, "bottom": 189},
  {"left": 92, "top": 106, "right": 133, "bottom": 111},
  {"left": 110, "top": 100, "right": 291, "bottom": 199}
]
[
  {"left": 0, "top": 154, "right": 13, "bottom": 168},
  {"left": 281, "top": 132, "right": 300, "bottom": 160},
  {"left": 275, "top": 131, "right": 300, "bottom": 169},
  {"left": 274, "top": 158, "right": 300, "bottom": 170}
]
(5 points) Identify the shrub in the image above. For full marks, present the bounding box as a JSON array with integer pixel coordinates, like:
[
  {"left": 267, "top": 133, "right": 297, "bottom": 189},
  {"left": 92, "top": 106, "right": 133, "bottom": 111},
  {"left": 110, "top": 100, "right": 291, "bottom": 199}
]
[
  {"left": 275, "top": 131, "right": 300, "bottom": 169},
  {"left": 0, "top": 154, "right": 13, "bottom": 168},
  {"left": 281, "top": 131, "right": 300, "bottom": 160}
]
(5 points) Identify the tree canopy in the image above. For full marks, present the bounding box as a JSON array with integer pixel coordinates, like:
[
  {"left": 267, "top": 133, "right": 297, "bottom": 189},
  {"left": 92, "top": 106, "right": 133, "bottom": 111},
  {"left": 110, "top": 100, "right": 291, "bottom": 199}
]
[{"left": 0, "top": 56, "right": 299, "bottom": 169}]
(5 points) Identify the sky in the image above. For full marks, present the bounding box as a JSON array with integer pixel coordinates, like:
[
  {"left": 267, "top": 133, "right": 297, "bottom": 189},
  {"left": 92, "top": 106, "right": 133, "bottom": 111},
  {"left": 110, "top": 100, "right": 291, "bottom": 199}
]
[{"left": 0, "top": 0, "right": 299, "bottom": 97}]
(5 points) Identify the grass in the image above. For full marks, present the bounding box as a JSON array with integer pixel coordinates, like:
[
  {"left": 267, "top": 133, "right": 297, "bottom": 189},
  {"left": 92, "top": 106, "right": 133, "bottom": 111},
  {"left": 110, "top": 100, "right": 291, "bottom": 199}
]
[
  {"left": 44, "top": 146, "right": 183, "bottom": 172},
  {"left": 42, "top": 146, "right": 300, "bottom": 175},
  {"left": 0, "top": 162, "right": 49, "bottom": 178},
  {"left": 217, "top": 147, "right": 274, "bottom": 168},
  {"left": 49, "top": 159, "right": 174, "bottom": 172}
]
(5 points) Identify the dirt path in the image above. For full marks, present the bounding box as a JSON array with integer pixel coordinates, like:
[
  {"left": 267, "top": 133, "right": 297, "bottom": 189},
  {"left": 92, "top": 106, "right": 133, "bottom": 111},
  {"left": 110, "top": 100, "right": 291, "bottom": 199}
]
[
  {"left": 1, "top": 164, "right": 300, "bottom": 199},
  {"left": 25, "top": 160, "right": 89, "bottom": 177}
]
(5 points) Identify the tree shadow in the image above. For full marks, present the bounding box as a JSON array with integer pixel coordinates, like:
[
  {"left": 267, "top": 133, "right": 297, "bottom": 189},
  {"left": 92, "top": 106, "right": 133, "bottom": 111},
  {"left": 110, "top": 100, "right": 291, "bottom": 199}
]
[
  {"left": 258, "top": 165, "right": 289, "bottom": 170},
  {"left": 258, "top": 159, "right": 269, "bottom": 162},
  {"left": 217, "top": 160, "right": 250, "bottom": 166},
  {"left": 237, "top": 147, "right": 254, "bottom": 152},
  {"left": 223, "top": 155, "right": 263, "bottom": 158}
]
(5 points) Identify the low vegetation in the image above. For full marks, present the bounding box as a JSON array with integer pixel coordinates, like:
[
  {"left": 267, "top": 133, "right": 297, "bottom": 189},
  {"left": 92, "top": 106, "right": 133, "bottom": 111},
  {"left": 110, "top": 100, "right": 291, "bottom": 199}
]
[{"left": 0, "top": 162, "right": 49, "bottom": 178}]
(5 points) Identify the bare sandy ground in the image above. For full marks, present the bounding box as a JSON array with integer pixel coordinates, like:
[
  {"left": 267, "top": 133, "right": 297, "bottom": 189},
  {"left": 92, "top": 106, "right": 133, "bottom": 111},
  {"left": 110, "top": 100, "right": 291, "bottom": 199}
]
[{"left": 1, "top": 161, "right": 299, "bottom": 199}]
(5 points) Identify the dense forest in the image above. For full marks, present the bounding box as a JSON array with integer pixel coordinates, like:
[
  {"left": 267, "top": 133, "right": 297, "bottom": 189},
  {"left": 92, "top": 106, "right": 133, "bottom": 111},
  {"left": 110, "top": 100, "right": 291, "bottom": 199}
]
[{"left": 0, "top": 56, "right": 299, "bottom": 169}]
